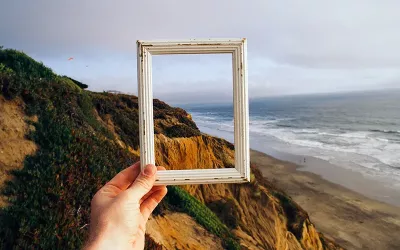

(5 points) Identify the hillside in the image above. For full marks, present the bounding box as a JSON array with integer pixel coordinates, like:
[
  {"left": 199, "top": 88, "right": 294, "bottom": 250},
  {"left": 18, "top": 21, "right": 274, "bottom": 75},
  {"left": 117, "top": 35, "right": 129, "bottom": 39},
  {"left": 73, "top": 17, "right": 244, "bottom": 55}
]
[{"left": 0, "top": 47, "right": 341, "bottom": 249}]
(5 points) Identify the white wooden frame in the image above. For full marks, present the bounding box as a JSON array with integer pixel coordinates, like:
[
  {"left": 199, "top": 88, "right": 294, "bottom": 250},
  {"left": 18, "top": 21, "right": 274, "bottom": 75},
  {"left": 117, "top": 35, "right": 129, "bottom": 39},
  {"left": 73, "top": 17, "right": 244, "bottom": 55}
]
[{"left": 137, "top": 38, "right": 249, "bottom": 185}]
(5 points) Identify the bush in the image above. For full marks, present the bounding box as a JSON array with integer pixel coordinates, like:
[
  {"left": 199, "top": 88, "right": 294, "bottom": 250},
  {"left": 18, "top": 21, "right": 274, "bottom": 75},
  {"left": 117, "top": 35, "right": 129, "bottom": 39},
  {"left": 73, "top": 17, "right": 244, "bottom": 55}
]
[
  {"left": 164, "top": 124, "right": 201, "bottom": 138},
  {"left": 63, "top": 76, "right": 88, "bottom": 89},
  {"left": 91, "top": 92, "right": 140, "bottom": 149},
  {"left": 0, "top": 49, "right": 239, "bottom": 249},
  {"left": 0, "top": 49, "right": 136, "bottom": 248},
  {"left": 207, "top": 198, "right": 239, "bottom": 229},
  {"left": 0, "top": 47, "right": 55, "bottom": 81},
  {"left": 165, "top": 186, "right": 240, "bottom": 250},
  {"left": 0, "top": 63, "right": 15, "bottom": 97},
  {"left": 0, "top": 98, "right": 136, "bottom": 248}
]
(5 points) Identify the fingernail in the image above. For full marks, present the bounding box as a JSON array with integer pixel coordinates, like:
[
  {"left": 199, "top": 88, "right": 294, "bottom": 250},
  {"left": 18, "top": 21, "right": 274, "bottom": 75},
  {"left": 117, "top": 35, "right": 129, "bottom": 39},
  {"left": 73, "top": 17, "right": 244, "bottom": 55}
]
[{"left": 143, "top": 164, "right": 156, "bottom": 177}]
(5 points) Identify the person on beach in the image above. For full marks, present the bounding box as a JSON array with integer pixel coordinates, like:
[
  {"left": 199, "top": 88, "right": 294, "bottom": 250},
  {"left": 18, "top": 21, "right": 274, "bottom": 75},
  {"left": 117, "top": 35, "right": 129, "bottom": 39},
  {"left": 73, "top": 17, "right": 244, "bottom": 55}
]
[{"left": 83, "top": 162, "right": 167, "bottom": 250}]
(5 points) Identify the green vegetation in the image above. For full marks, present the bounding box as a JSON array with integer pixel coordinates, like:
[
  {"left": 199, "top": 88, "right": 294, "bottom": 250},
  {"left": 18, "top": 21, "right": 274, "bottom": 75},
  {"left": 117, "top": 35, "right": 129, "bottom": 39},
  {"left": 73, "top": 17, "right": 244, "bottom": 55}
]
[
  {"left": 164, "top": 186, "right": 241, "bottom": 250},
  {"left": 0, "top": 47, "right": 240, "bottom": 249},
  {"left": 207, "top": 198, "right": 239, "bottom": 229},
  {"left": 63, "top": 76, "right": 88, "bottom": 89},
  {"left": 91, "top": 92, "right": 141, "bottom": 149},
  {"left": 0, "top": 47, "right": 136, "bottom": 249},
  {"left": 164, "top": 124, "right": 201, "bottom": 138},
  {"left": 91, "top": 91, "right": 201, "bottom": 149}
]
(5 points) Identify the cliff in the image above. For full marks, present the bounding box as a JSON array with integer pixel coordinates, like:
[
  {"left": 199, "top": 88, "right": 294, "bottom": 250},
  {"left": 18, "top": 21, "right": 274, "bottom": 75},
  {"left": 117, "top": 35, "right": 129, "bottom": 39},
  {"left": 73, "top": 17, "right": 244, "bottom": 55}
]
[{"left": 0, "top": 47, "right": 341, "bottom": 249}]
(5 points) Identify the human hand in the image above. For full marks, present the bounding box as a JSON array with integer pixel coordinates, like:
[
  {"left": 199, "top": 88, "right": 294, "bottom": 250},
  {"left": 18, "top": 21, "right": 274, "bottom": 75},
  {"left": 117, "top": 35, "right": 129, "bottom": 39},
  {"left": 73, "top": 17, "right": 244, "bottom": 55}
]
[{"left": 84, "top": 162, "right": 167, "bottom": 250}]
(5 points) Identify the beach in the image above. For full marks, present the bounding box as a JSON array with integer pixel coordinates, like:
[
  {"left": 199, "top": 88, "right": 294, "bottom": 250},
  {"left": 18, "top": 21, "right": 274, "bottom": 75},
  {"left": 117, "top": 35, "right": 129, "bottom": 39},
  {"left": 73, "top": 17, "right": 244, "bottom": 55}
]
[
  {"left": 183, "top": 90, "right": 400, "bottom": 202},
  {"left": 196, "top": 126, "right": 400, "bottom": 249},
  {"left": 251, "top": 149, "right": 400, "bottom": 249},
  {"left": 198, "top": 125, "right": 400, "bottom": 206},
  {"left": 183, "top": 91, "right": 400, "bottom": 249}
]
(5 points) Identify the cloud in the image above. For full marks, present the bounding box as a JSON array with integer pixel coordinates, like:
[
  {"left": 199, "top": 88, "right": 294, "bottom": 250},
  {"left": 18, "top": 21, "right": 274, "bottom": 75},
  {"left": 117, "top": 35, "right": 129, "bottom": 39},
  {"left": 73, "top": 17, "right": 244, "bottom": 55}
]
[
  {"left": 2, "top": 0, "right": 400, "bottom": 68},
  {"left": 1, "top": 0, "right": 400, "bottom": 103}
]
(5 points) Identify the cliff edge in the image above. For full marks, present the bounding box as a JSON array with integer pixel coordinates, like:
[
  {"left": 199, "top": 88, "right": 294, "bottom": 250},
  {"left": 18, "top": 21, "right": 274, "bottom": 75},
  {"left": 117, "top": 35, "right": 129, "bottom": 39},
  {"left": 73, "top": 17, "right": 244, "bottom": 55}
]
[{"left": 0, "top": 48, "right": 341, "bottom": 249}]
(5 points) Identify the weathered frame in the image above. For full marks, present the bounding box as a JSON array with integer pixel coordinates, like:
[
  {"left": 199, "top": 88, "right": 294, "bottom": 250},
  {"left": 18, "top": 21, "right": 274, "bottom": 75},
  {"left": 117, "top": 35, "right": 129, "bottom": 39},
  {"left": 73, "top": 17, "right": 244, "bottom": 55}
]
[{"left": 137, "top": 38, "right": 249, "bottom": 185}]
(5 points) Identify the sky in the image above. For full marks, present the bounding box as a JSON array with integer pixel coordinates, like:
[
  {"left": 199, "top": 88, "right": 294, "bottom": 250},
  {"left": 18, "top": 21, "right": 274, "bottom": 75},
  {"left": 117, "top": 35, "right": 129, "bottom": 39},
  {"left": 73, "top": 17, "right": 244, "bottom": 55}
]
[{"left": 1, "top": 0, "right": 400, "bottom": 104}]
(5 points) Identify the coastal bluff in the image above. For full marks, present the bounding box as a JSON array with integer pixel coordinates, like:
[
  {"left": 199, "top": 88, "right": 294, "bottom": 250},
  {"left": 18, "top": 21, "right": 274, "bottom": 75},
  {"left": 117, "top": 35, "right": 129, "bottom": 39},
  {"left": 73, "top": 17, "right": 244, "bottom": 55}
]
[{"left": 0, "top": 48, "right": 341, "bottom": 249}]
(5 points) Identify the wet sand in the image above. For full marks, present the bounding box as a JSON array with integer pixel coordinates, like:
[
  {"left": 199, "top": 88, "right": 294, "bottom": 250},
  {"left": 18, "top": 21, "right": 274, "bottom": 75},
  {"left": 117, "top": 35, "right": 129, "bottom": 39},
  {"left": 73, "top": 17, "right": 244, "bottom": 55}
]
[{"left": 251, "top": 150, "right": 400, "bottom": 250}]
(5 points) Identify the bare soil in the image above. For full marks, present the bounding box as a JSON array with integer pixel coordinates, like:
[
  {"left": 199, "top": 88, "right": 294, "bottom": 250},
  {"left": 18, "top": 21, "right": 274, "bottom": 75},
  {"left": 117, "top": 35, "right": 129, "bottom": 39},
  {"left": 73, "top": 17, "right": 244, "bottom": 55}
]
[
  {"left": 147, "top": 212, "right": 224, "bottom": 250},
  {"left": 0, "top": 96, "right": 37, "bottom": 207}
]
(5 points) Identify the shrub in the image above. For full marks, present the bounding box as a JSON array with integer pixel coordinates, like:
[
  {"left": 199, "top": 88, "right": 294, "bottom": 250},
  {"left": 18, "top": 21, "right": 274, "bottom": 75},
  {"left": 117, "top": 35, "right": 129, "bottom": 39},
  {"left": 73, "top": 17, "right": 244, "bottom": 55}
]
[
  {"left": 63, "top": 76, "right": 88, "bottom": 89},
  {"left": 207, "top": 198, "right": 239, "bottom": 229},
  {"left": 165, "top": 186, "right": 240, "bottom": 250},
  {"left": 0, "top": 49, "right": 239, "bottom": 249},
  {"left": 91, "top": 92, "right": 140, "bottom": 149},
  {"left": 0, "top": 49, "right": 136, "bottom": 248},
  {"left": 164, "top": 124, "right": 201, "bottom": 138}
]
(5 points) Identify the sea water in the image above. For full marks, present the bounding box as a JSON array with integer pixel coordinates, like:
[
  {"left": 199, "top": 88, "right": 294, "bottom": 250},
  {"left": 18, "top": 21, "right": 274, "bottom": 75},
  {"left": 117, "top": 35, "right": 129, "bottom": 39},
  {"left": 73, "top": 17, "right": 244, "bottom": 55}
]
[{"left": 181, "top": 89, "right": 400, "bottom": 190}]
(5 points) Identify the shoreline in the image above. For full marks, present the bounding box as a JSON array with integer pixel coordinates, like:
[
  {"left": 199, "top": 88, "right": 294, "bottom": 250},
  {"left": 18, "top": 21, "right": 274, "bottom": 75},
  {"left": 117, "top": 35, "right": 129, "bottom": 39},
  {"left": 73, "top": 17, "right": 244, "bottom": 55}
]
[
  {"left": 198, "top": 126, "right": 400, "bottom": 249},
  {"left": 197, "top": 125, "right": 400, "bottom": 207},
  {"left": 250, "top": 149, "right": 400, "bottom": 249}
]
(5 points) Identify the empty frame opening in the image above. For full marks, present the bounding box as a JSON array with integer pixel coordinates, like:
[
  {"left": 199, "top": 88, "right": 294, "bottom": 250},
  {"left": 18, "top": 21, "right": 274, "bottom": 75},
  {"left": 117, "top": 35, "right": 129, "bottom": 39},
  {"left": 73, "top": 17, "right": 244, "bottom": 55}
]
[{"left": 152, "top": 53, "right": 235, "bottom": 170}]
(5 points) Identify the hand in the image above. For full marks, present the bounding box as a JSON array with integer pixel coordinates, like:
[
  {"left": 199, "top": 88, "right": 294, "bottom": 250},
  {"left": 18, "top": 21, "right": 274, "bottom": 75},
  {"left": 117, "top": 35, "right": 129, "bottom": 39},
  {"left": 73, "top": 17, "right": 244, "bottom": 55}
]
[{"left": 84, "top": 162, "right": 167, "bottom": 250}]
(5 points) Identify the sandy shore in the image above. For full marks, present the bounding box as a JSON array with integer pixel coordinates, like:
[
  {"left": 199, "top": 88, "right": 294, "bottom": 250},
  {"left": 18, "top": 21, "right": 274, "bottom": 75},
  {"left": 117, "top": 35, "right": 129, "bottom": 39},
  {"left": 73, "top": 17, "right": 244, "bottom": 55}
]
[
  {"left": 251, "top": 149, "right": 400, "bottom": 250},
  {"left": 197, "top": 126, "right": 400, "bottom": 249}
]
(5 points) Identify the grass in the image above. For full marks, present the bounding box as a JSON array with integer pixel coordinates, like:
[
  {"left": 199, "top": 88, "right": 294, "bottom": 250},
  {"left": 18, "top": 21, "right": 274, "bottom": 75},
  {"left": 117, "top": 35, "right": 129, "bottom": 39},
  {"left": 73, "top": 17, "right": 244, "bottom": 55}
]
[
  {"left": 164, "top": 186, "right": 241, "bottom": 250},
  {"left": 207, "top": 198, "right": 239, "bottom": 229},
  {"left": 0, "top": 47, "right": 240, "bottom": 249},
  {"left": 0, "top": 47, "right": 136, "bottom": 248}
]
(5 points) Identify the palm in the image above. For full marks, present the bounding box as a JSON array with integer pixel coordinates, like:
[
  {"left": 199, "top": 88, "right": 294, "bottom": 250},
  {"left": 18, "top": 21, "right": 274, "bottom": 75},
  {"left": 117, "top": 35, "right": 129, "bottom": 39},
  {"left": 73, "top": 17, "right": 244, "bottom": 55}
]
[{"left": 88, "top": 162, "right": 167, "bottom": 250}]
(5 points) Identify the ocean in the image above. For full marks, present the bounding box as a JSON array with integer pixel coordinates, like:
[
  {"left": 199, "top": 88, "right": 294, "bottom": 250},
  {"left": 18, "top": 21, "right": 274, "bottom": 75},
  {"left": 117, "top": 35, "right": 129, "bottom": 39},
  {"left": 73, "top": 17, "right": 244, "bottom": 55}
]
[{"left": 181, "top": 89, "right": 400, "bottom": 190}]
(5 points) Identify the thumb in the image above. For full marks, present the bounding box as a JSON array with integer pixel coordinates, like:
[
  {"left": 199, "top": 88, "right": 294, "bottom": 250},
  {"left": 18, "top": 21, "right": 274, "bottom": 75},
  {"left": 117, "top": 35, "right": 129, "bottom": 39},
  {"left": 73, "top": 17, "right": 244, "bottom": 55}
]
[{"left": 125, "top": 164, "right": 157, "bottom": 200}]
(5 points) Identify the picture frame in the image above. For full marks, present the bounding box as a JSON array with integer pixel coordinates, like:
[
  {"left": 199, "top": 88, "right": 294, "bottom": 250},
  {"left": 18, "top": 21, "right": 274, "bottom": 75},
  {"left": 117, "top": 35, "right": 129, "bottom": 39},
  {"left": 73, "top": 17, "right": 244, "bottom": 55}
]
[{"left": 137, "top": 38, "right": 249, "bottom": 185}]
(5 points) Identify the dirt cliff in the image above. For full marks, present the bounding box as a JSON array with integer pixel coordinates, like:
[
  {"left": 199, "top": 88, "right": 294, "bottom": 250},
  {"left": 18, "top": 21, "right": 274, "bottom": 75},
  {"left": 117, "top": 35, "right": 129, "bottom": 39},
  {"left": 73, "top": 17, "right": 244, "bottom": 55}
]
[
  {"left": 151, "top": 134, "right": 339, "bottom": 249},
  {"left": 0, "top": 47, "right": 341, "bottom": 249},
  {"left": 94, "top": 100, "right": 341, "bottom": 249},
  {"left": 0, "top": 96, "right": 37, "bottom": 207}
]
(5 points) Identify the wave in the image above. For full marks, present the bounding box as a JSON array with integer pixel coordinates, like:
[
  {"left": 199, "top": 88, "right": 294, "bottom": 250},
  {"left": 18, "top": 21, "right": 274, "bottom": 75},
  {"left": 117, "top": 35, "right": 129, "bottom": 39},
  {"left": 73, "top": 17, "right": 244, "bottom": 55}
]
[
  {"left": 276, "top": 124, "right": 294, "bottom": 128},
  {"left": 369, "top": 129, "right": 400, "bottom": 135},
  {"left": 250, "top": 120, "right": 279, "bottom": 125},
  {"left": 261, "top": 128, "right": 400, "bottom": 169},
  {"left": 317, "top": 131, "right": 370, "bottom": 139},
  {"left": 191, "top": 112, "right": 400, "bottom": 170}
]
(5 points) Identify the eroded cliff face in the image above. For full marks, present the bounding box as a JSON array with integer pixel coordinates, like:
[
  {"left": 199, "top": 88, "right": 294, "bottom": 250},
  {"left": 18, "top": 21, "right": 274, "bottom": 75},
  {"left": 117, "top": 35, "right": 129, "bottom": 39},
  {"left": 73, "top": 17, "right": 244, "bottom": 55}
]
[
  {"left": 0, "top": 49, "right": 341, "bottom": 249},
  {"left": 146, "top": 212, "right": 224, "bottom": 250},
  {"left": 91, "top": 93, "right": 341, "bottom": 250},
  {"left": 0, "top": 94, "right": 336, "bottom": 249},
  {"left": 0, "top": 95, "right": 339, "bottom": 249},
  {"left": 152, "top": 134, "right": 340, "bottom": 250}
]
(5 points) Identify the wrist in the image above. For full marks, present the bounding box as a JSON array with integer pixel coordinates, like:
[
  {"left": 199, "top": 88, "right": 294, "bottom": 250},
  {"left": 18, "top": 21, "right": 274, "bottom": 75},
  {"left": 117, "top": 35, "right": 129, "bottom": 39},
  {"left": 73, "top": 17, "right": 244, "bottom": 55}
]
[
  {"left": 84, "top": 225, "right": 130, "bottom": 250},
  {"left": 84, "top": 235, "right": 130, "bottom": 250}
]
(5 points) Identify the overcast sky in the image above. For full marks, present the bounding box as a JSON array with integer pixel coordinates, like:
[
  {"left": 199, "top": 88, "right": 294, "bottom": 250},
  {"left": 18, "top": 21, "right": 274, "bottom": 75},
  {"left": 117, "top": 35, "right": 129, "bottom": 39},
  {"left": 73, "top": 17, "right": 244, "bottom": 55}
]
[{"left": 1, "top": 0, "right": 400, "bottom": 104}]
